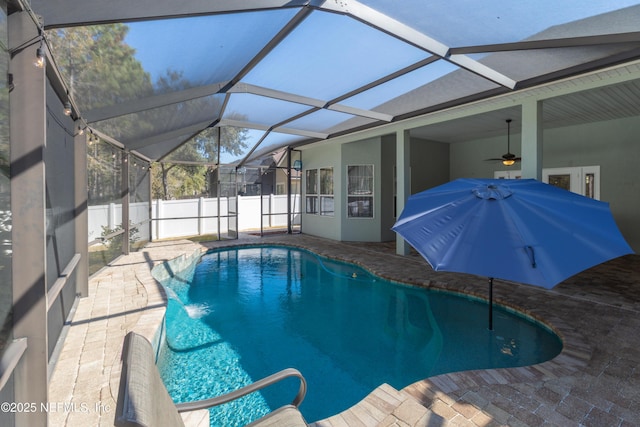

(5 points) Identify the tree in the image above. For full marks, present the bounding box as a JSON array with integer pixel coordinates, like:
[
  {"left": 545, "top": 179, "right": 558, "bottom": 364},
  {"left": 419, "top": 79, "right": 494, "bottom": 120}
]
[
  {"left": 151, "top": 124, "right": 250, "bottom": 200},
  {"left": 48, "top": 24, "right": 250, "bottom": 201},
  {"left": 48, "top": 24, "right": 154, "bottom": 204},
  {"left": 87, "top": 139, "right": 121, "bottom": 205},
  {"left": 47, "top": 24, "right": 154, "bottom": 110}
]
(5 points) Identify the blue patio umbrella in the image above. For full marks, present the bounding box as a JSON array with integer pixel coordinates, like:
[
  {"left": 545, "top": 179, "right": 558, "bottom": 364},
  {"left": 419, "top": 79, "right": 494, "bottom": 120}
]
[{"left": 392, "top": 178, "right": 633, "bottom": 329}]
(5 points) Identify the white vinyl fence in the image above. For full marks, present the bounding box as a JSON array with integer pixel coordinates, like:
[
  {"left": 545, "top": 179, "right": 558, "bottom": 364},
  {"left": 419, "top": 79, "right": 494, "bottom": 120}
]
[{"left": 88, "top": 195, "right": 301, "bottom": 242}]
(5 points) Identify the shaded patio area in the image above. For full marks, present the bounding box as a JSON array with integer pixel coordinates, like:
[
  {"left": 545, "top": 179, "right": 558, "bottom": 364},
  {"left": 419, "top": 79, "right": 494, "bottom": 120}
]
[{"left": 48, "top": 234, "right": 640, "bottom": 426}]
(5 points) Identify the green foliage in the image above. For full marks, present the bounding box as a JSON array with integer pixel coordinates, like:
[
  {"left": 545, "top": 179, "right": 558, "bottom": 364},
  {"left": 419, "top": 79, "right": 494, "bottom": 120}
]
[
  {"left": 100, "top": 222, "right": 139, "bottom": 259},
  {"left": 87, "top": 139, "right": 121, "bottom": 205},
  {"left": 152, "top": 125, "right": 250, "bottom": 200},
  {"left": 152, "top": 162, "right": 207, "bottom": 200},
  {"left": 47, "top": 23, "right": 251, "bottom": 201},
  {"left": 47, "top": 24, "right": 154, "bottom": 110}
]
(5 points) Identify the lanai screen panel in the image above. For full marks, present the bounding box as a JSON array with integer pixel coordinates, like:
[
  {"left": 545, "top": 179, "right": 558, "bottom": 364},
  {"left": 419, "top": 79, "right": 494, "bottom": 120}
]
[
  {"left": 123, "top": 10, "right": 299, "bottom": 87},
  {"left": 476, "top": 44, "right": 640, "bottom": 83},
  {"left": 41, "top": 0, "right": 640, "bottom": 164},
  {"left": 361, "top": 0, "right": 640, "bottom": 46},
  {"left": 160, "top": 125, "right": 257, "bottom": 166},
  {"left": 135, "top": 131, "right": 207, "bottom": 162},
  {"left": 242, "top": 10, "right": 431, "bottom": 100},
  {"left": 219, "top": 128, "right": 267, "bottom": 165},
  {"left": 223, "top": 93, "right": 312, "bottom": 127},
  {"left": 92, "top": 94, "right": 225, "bottom": 146}
]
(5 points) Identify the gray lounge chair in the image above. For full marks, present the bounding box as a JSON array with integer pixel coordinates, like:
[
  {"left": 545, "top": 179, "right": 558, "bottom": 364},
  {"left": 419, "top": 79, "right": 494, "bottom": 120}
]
[{"left": 115, "top": 331, "right": 308, "bottom": 427}]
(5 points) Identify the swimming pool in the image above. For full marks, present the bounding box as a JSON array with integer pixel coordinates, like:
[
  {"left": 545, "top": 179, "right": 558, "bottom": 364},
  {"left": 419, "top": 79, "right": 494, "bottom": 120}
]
[{"left": 157, "top": 245, "right": 562, "bottom": 426}]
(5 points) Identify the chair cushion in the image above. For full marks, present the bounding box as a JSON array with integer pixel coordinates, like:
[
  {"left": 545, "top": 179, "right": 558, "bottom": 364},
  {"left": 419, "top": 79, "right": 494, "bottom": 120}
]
[
  {"left": 245, "top": 405, "right": 308, "bottom": 427},
  {"left": 115, "top": 332, "right": 186, "bottom": 427}
]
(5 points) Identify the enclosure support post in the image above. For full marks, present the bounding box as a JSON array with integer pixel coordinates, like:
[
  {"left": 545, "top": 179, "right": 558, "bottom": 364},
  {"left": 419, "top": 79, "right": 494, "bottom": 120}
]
[
  {"left": 198, "top": 197, "right": 205, "bottom": 236},
  {"left": 149, "top": 165, "right": 154, "bottom": 242},
  {"left": 9, "top": 11, "right": 49, "bottom": 426},
  {"left": 121, "top": 151, "right": 130, "bottom": 255},
  {"left": 74, "top": 121, "right": 88, "bottom": 297},
  {"left": 287, "top": 147, "right": 293, "bottom": 234},
  {"left": 216, "top": 127, "right": 222, "bottom": 241}
]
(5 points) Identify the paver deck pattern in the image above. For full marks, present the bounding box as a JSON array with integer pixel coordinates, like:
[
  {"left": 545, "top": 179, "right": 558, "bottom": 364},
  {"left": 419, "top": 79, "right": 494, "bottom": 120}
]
[{"left": 48, "top": 234, "right": 640, "bottom": 426}]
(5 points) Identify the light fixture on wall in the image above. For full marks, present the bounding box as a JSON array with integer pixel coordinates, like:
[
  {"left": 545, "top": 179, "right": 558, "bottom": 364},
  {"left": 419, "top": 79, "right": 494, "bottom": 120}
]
[
  {"left": 34, "top": 29, "right": 45, "bottom": 68},
  {"left": 34, "top": 46, "right": 45, "bottom": 68},
  {"left": 293, "top": 159, "right": 302, "bottom": 171},
  {"left": 63, "top": 101, "right": 72, "bottom": 116}
]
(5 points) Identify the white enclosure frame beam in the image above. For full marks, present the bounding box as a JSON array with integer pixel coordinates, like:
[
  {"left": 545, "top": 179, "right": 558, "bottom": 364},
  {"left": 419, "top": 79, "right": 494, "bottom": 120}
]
[
  {"left": 319, "top": 0, "right": 517, "bottom": 89},
  {"left": 229, "top": 83, "right": 393, "bottom": 122}
]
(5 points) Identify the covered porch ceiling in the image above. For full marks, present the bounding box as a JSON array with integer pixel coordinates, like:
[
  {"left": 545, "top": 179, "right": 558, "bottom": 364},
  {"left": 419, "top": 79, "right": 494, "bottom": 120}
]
[
  {"left": 29, "top": 0, "right": 640, "bottom": 164},
  {"left": 410, "top": 76, "right": 640, "bottom": 143}
]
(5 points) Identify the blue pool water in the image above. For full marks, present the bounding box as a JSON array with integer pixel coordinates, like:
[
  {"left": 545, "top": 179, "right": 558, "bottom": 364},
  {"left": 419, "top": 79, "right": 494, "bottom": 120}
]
[{"left": 157, "top": 246, "right": 562, "bottom": 426}]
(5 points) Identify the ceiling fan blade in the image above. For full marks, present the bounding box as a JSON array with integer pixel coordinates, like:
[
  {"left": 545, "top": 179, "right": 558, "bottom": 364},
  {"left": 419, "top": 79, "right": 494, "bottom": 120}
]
[{"left": 484, "top": 156, "right": 522, "bottom": 162}]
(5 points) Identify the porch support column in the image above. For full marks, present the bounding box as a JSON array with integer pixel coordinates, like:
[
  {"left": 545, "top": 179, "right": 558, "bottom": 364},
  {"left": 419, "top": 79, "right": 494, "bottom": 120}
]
[
  {"left": 74, "top": 122, "right": 88, "bottom": 297},
  {"left": 520, "top": 100, "right": 543, "bottom": 180},
  {"left": 9, "top": 11, "right": 48, "bottom": 426},
  {"left": 396, "top": 129, "right": 411, "bottom": 256}
]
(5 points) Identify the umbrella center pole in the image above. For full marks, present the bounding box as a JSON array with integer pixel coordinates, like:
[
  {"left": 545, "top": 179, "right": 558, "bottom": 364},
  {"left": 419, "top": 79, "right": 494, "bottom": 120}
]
[{"left": 488, "top": 277, "right": 494, "bottom": 331}]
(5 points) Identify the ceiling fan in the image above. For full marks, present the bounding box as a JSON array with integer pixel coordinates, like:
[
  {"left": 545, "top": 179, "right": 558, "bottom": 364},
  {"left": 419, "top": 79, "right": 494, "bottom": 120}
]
[{"left": 486, "top": 119, "right": 521, "bottom": 166}]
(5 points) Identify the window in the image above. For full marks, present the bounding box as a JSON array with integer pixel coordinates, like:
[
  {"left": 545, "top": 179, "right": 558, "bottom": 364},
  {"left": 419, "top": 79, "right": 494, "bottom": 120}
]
[
  {"left": 306, "top": 168, "right": 334, "bottom": 215},
  {"left": 496, "top": 166, "right": 600, "bottom": 199},
  {"left": 305, "top": 169, "right": 318, "bottom": 214},
  {"left": 319, "top": 168, "right": 334, "bottom": 216},
  {"left": 347, "top": 165, "right": 374, "bottom": 218}
]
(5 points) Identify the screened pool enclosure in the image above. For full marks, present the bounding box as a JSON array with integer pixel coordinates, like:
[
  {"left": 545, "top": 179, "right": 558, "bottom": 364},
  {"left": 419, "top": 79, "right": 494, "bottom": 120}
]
[
  {"left": 2, "top": 0, "right": 640, "bottom": 425},
  {"left": 41, "top": 0, "right": 640, "bottom": 264}
]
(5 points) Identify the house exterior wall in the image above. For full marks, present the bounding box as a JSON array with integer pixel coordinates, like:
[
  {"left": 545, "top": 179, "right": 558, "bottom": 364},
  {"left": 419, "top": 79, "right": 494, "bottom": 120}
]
[
  {"left": 301, "top": 134, "right": 450, "bottom": 243},
  {"left": 300, "top": 115, "right": 639, "bottom": 251},
  {"left": 410, "top": 137, "right": 450, "bottom": 194},
  {"left": 301, "top": 143, "right": 342, "bottom": 240},
  {"left": 546, "top": 116, "right": 640, "bottom": 252},
  {"left": 341, "top": 137, "right": 383, "bottom": 242}
]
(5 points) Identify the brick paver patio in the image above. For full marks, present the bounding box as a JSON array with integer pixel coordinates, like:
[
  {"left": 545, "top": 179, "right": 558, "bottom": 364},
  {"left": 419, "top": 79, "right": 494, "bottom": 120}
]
[{"left": 49, "top": 234, "right": 640, "bottom": 426}]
